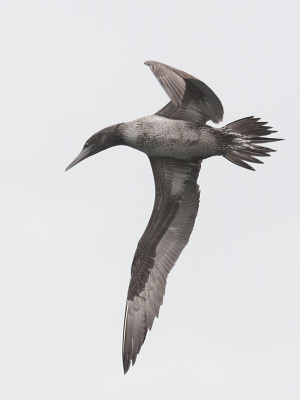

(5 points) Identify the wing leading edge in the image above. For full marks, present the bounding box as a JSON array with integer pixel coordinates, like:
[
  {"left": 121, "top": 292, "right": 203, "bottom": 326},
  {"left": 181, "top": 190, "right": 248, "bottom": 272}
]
[{"left": 122, "top": 156, "right": 202, "bottom": 373}]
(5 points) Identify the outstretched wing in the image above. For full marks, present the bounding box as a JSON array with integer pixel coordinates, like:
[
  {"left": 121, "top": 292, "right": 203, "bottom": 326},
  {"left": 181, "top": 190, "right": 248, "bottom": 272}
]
[
  {"left": 122, "top": 157, "right": 202, "bottom": 373},
  {"left": 145, "top": 60, "right": 224, "bottom": 124}
]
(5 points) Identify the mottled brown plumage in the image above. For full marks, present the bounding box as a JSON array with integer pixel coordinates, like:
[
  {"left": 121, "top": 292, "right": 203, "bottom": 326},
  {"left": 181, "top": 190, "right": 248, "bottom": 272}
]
[{"left": 66, "top": 61, "right": 281, "bottom": 374}]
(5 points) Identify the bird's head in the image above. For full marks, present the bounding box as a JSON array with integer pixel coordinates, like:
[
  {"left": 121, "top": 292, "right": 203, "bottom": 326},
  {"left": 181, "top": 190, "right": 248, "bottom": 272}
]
[{"left": 65, "top": 123, "right": 124, "bottom": 171}]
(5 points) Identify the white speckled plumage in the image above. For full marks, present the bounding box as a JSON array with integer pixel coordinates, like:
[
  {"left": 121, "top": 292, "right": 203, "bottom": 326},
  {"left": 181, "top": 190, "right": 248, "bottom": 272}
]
[
  {"left": 65, "top": 61, "right": 281, "bottom": 374},
  {"left": 121, "top": 115, "right": 222, "bottom": 159}
]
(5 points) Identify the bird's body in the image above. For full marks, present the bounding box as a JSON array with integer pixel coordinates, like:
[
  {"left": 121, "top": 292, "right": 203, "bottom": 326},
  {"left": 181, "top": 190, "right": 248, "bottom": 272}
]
[
  {"left": 66, "top": 61, "right": 281, "bottom": 374},
  {"left": 121, "top": 115, "right": 223, "bottom": 159}
]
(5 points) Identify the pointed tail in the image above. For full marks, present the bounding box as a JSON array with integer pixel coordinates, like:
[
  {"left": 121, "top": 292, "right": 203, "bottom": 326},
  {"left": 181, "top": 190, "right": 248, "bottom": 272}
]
[{"left": 223, "top": 117, "right": 282, "bottom": 171}]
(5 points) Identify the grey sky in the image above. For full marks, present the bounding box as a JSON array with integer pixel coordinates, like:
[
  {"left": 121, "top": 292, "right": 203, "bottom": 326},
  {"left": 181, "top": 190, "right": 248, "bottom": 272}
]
[{"left": 1, "top": 0, "right": 299, "bottom": 399}]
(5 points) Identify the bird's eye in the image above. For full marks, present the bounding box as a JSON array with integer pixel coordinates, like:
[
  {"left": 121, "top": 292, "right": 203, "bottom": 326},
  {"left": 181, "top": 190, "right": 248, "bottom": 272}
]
[{"left": 84, "top": 142, "right": 89, "bottom": 148}]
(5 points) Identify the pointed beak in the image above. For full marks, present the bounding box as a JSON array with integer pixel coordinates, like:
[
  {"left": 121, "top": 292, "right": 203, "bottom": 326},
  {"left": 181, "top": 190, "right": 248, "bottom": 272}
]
[{"left": 65, "top": 147, "right": 91, "bottom": 171}]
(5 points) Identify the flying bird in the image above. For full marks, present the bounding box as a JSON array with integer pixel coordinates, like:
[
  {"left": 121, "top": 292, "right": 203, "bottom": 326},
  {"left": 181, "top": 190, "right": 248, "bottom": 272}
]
[{"left": 66, "top": 61, "right": 281, "bottom": 373}]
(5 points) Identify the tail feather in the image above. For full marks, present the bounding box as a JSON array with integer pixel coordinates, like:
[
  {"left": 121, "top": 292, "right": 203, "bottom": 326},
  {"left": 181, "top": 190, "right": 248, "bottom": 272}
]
[
  {"left": 249, "top": 137, "right": 280, "bottom": 143},
  {"left": 231, "top": 150, "right": 263, "bottom": 164},
  {"left": 224, "top": 117, "right": 282, "bottom": 170},
  {"left": 224, "top": 152, "right": 256, "bottom": 171},
  {"left": 239, "top": 148, "right": 271, "bottom": 157}
]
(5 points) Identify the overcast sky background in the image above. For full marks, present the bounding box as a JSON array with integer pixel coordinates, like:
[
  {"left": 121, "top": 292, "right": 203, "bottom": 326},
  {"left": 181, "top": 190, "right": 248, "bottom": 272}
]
[{"left": 1, "top": 1, "right": 299, "bottom": 399}]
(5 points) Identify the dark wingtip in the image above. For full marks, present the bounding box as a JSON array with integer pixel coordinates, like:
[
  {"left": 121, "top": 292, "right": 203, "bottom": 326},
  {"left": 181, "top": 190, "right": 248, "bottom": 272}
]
[{"left": 123, "top": 356, "right": 130, "bottom": 375}]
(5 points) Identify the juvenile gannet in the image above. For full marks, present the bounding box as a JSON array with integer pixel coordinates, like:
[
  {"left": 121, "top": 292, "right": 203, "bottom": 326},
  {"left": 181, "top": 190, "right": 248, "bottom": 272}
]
[{"left": 66, "top": 61, "right": 281, "bottom": 373}]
